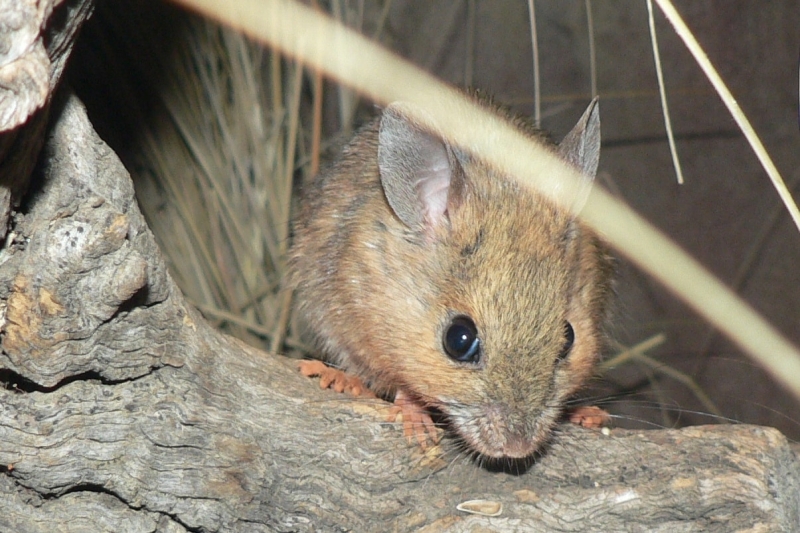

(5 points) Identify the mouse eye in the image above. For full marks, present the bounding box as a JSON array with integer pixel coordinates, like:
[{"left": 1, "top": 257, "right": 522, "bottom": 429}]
[
  {"left": 443, "top": 316, "right": 481, "bottom": 364},
  {"left": 558, "top": 321, "right": 575, "bottom": 362}
]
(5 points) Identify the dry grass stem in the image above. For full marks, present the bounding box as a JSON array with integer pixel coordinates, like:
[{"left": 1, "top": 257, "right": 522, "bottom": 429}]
[
  {"left": 603, "top": 333, "right": 722, "bottom": 421},
  {"left": 601, "top": 333, "right": 668, "bottom": 371},
  {"left": 646, "top": 0, "right": 684, "bottom": 185},
  {"left": 585, "top": 0, "right": 597, "bottom": 98},
  {"left": 526, "top": 0, "right": 541, "bottom": 128},
  {"left": 654, "top": 0, "right": 800, "bottom": 230}
]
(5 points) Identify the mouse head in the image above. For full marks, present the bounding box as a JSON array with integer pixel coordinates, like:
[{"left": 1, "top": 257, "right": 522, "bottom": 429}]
[{"left": 377, "top": 99, "right": 608, "bottom": 459}]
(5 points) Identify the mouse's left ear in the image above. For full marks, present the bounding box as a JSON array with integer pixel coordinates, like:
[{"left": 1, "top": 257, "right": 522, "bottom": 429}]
[
  {"left": 378, "top": 102, "right": 463, "bottom": 235},
  {"left": 557, "top": 97, "right": 601, "bottom": 183}
]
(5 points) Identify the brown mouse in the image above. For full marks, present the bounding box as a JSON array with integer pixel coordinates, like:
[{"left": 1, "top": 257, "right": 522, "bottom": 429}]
[{"left": 289, "top": 94, "right": 613, "bottom": 459}]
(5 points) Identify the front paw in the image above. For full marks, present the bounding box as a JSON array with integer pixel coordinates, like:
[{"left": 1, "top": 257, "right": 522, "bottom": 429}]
[
  {"left": 298, "top": 360, "right": 376, "bottom": 398},
  {"left": 567, "top": 405, "right": 610, "bottom": 428},
  {"left": 386, "top": 389, "right": 442, "bottom": 449}
]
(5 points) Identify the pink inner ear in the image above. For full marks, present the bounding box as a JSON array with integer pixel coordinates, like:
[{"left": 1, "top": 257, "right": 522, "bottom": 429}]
[
  {"left": 417, "top": 161, "right": 452, "bottom": 228},
  {"left": 378, "top": 103, "right": 456, "bottom": 232}
]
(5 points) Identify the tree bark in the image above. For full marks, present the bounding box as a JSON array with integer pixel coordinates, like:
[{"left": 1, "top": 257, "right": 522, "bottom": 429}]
[
  {"left": 1, "top": 2, "right": 799, "bottom": 532},
  {"left": 0, "top": 0, "right": 94, "bottom": 241}
]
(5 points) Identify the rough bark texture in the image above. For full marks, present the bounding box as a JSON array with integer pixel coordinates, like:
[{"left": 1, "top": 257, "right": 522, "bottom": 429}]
[
  {"left": 0, "top": 1, "right": 799, "bottom": 532},
  {"left": 0, "top": 0, "right": 94, "bottom": 241}
]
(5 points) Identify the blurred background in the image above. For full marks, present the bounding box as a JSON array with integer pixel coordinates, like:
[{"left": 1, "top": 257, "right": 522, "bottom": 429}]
[{"left": 70, "top": 0, "right": 800, "bottom": 439}]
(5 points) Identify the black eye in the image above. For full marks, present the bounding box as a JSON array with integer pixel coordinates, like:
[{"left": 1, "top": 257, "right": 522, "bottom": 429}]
[
  {"left": 443, "top": 316, "right": 481, "bottom": 363},
  {"left": 558, "top": 321, "right": 575, "bottom": 361}
]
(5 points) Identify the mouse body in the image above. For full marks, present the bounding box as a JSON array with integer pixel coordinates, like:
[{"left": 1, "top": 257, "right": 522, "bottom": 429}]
[{"left": 289, "top": 95, "right": 613, "bottom": 459}]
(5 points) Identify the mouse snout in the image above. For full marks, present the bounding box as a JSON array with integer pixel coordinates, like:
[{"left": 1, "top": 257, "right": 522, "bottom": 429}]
[
  {"left": 486, "top": 430, "right": 537, "bottom": 458},
  {"left": 481, "top": 404, "right": 538, "bottom": 458},
  {"left": 447, "top": 401, "right": 558, "bottom": 459}
]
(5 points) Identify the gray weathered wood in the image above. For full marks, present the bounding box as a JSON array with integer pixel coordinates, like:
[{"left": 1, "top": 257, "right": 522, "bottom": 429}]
[{"left": 0, "top": 0, "right": 94, "bottom": 241}]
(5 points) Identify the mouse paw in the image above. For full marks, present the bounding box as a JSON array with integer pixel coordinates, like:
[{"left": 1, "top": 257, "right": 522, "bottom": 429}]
[
  {"left": 386, "top": 389, "right": 441, "bottom": 450},
  {"left": 567, "top": 405, "right": 610, "bottom": 428},
  {"left": 298, "top": 360, "right": 376, "bottom": 398}
]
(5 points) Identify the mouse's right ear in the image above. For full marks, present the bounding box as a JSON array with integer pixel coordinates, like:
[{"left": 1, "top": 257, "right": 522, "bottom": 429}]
[
  {"left": 557, "top": 98, "right": 600, "bottom": 212},
  {"left": 378, "top": 103, "right": 462, "bottom": 235},
  {"left": 558, "top": 98, "right": 600, "bottom": 179}
]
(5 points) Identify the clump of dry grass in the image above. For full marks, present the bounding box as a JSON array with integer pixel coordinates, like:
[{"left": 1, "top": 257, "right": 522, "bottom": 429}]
[
  {"left": 116, "top": 2, "right": 392, "bottom": 355},
  {"left": 122, "top": 16, "right": 308, "bottom": 353}
]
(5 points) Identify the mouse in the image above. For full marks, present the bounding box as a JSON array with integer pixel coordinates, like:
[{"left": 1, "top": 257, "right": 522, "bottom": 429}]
[{"left": 289, "top": 93, "right": 614, "bottom": 459}]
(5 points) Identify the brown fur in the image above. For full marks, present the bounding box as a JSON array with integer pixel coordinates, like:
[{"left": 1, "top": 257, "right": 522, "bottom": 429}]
[{"left": 289, "top": 97, "right": 614, "bottom": 458}]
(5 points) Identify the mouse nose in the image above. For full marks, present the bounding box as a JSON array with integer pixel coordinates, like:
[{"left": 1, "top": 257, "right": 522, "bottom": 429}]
[
  {"left": 479, "top": 404, "right": 539, "bottom": 458},
  {"left": 496, "top": 433, "right": 537, "bottom": 458}
]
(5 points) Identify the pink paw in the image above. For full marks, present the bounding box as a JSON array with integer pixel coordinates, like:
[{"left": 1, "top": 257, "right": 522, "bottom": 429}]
[
  {"left": 386, "top": 389, "right": 441, "bottom": 449},
  {"left": 298, "top": 360, "right": 375, "bottom": 398},
  {"left": 567, "top": 405, "right": 610, "bottom": 428}
]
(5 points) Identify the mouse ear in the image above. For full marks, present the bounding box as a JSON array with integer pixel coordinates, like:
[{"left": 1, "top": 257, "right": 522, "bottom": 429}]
[
  {"left": 378, "top": 103, "right": 460, "bottom": 232},
  {"left": 557, "top": 98, "right": 601, "bottom": 210}
]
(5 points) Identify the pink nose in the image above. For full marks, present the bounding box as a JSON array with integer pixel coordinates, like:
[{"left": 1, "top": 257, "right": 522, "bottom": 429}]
[{"left": 495, "top": 434, "right": 537, "bottom": 458}]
